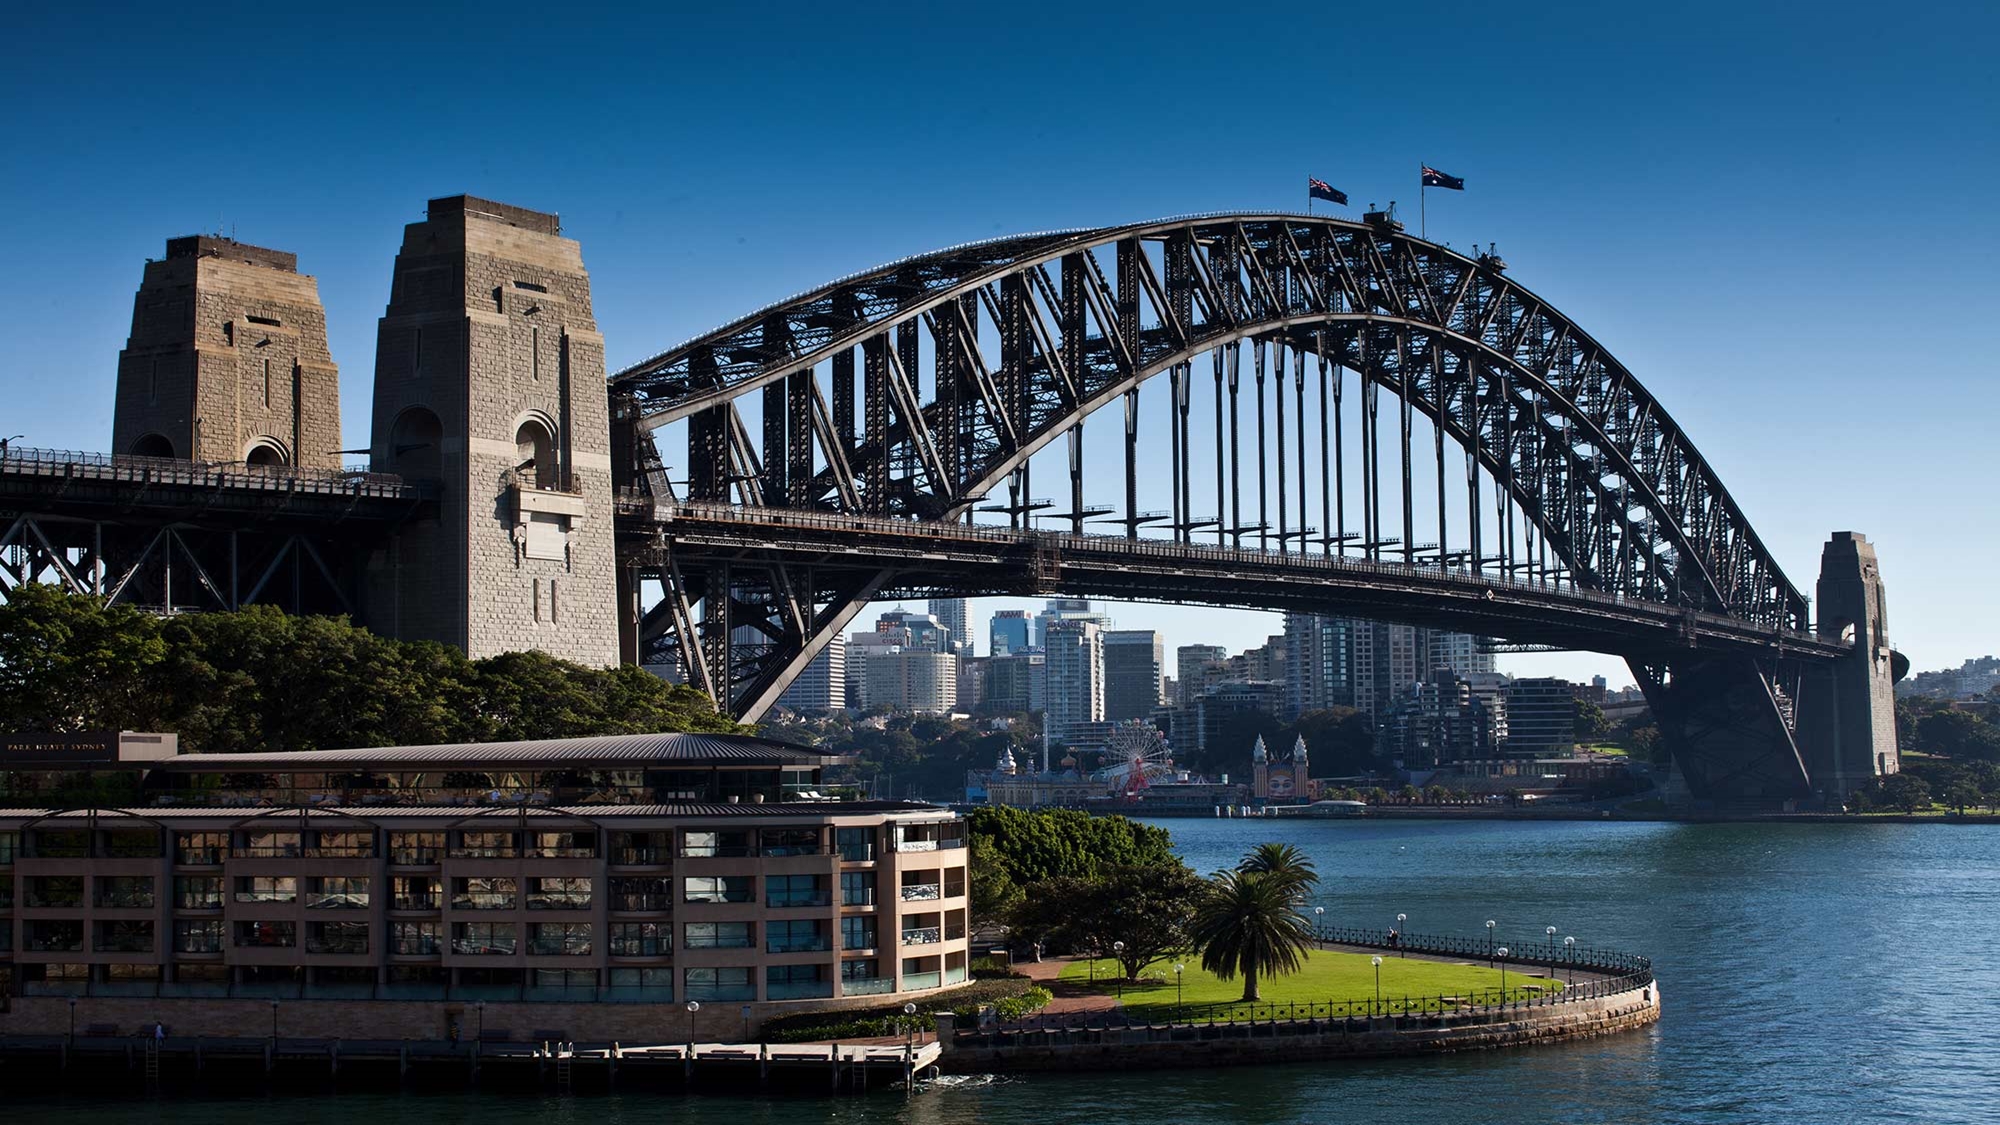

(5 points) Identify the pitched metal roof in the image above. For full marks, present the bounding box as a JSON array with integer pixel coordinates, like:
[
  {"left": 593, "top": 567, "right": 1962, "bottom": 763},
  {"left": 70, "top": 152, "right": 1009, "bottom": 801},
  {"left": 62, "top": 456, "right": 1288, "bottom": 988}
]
[{"left": 147, "top": 732, "right": 846, "bottom": 772}]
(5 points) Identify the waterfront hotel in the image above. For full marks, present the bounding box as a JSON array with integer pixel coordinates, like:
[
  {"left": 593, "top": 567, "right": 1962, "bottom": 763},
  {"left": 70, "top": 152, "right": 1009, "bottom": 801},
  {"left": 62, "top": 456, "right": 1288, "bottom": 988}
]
[{"left": 0, "top": 732, "right": 969, "bottom": 1041}]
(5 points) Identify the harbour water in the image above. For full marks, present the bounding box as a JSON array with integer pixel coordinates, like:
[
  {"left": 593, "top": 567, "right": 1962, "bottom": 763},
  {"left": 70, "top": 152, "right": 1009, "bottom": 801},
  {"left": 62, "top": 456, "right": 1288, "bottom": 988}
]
[{"left": 15, "top": 817, "right": 2000, "bottom": 1123}]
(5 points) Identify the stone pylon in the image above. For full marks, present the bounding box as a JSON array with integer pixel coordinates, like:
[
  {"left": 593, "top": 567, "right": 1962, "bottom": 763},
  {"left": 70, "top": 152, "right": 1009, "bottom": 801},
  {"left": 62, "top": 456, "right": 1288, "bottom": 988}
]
[
  {"left": 364, "top": 196, "right": 618, "bottom": 666},
  {"left": 1798, "top": 532, "right": 1901, "bottom": 803},
  {"left": 112, "top": 236, "right": 341, "bottom": 467}
]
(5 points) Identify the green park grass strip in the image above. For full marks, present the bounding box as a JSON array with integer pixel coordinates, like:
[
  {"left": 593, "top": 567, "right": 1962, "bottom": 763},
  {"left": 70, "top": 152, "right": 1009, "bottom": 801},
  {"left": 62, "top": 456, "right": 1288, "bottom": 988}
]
[{"left": 1057, "top": 948, "right": 1563, "bottom": 1018}]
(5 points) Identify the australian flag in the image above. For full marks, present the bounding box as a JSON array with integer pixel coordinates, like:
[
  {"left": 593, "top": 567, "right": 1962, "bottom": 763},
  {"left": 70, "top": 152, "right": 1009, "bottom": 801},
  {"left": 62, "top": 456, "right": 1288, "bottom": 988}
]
[
  {"left": 1421, "top": 166, "right": 1465, "bottom": 191},
  {"left": 1308, "top": 177, "right": 1347, "bottom": 206}
]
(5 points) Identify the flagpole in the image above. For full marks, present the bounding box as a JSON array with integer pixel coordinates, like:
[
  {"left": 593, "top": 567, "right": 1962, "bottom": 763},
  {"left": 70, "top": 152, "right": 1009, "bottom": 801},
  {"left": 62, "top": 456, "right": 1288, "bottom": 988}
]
[{"left": 1420, "top": 164, "right": 1427, "bottom": 240}]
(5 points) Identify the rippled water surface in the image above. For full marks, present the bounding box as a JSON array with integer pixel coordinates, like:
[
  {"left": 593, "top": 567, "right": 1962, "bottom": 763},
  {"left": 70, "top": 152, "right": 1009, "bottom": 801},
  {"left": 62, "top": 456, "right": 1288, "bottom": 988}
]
[{"left": 18, "top": 818, "right": 2000, "bottom": 1124}]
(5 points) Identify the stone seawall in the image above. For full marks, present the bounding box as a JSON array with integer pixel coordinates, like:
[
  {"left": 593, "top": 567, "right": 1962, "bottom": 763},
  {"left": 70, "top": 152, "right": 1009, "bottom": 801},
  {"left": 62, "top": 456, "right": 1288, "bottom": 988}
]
[{"left": 939, "top": 981, "right": 1660, "bottom": 1073}]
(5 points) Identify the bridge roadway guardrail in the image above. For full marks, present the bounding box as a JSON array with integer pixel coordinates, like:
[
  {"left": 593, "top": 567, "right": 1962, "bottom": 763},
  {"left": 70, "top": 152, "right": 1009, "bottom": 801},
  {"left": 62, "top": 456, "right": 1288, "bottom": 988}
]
[
  {"left": 0, "top": 445, "right": 428, "bottom": 502},
  {"left": 977, "top": 927, "right": 1654, "bottom": 1034},
  {"left": 633, "top": 499, "right": 1842, "bottom": 655}
]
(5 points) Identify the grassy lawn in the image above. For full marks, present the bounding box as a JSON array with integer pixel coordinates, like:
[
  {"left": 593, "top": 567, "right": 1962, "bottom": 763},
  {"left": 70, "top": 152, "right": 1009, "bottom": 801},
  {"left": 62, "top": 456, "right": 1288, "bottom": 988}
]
[{"left": 1057, "top": 949, "right": 1561, "bottom": 1018}]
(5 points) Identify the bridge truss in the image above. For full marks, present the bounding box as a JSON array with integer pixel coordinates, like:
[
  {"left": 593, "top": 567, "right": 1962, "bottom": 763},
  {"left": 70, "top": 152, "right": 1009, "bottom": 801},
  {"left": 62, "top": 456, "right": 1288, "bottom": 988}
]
[{"left": 609, "top": 212, "right": 1845, "bottom": 802}]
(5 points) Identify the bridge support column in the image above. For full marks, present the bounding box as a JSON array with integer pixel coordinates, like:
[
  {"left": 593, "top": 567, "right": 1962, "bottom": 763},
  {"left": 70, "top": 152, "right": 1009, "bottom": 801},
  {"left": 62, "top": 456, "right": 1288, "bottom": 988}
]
[
  {"left": 1632, "top": 654, "right": 1811, "bottom": 809},
  {"left": 1796, "top": 532, "right": 1901, "bottom": 804}
]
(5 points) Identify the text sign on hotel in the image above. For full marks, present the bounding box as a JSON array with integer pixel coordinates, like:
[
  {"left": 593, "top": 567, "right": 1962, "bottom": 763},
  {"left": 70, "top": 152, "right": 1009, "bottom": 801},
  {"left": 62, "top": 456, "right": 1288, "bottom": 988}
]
[{"left": 0, "top": 732, "right": 176, "bottom": 765}]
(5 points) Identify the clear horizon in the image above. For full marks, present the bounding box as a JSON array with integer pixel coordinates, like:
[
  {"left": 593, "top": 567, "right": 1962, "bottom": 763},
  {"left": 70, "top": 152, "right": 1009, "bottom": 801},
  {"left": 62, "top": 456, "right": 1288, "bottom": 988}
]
[{"left": 4, "top": 1, "right": 1992, "bottom": 682}]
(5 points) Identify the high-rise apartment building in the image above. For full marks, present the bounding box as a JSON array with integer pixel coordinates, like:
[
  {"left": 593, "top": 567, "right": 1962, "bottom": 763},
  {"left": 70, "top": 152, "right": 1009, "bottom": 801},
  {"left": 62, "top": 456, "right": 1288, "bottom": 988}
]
[
  {"left": 981, "top": 649, "right": 1046, "bottom": 714},
  {"left": 989, "top": 610, "right": 1031, "bottom": 656},
  {"left": 1102, "top": 631, "right": 1165, "bottom": 721},
  {"left": 1176, "top": 644, "right": 1229, "bottom": 705},
  {"left": 1504, "top": 677, "right": 1576, "bottom": 758},
  {"left": 1041, "top": 620, "right": 1104, "bottom": 746},
  {"left": 862, "top": 648, "right": 959, "bottom": 714},
  {"left": 776, "top": 634, "right": 847, "bottom": 714},
  {"left": 1284, "top": 613, "right": 1358, "bottom": 718},
  {"left": 1034, "top": 599, "right": 1111, "bottom": 646},
  {"left": 875, "top": 607, "right": 949, "bottom": 653},
  {"left": 928, "top": 599, "right": 969, "bottom": 656}
]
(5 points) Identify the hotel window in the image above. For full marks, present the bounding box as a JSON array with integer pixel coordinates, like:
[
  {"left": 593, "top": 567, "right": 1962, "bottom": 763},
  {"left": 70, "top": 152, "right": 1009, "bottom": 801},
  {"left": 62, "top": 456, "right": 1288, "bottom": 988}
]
[
  {"left": 392, "top": 876, "right": 441, "bottom": 911},
  {"left": 102, "top": 831, "right": 159, "bottom": 858},
  {"left": 609, "top": 876, "right": 672, "bottom": 912},
  {"left": 526, "top": 877, "right": 592, "bottom": 910},
  {"left": 683, "top": 921, "right": 753, "bottom": 950},
  {"left": 388, "top": 832, "right": 444, "bottom": 865},
  {"left": 759, "top": 827, "right": 820, "bottom": 856},
  {"left": 611, "top": 831, "right": 672, "bottom": 865},
  {"left": 840, "top": 958, "right": 882, "bottom": 983},
  {"left": 766, "top": 963, "right": 827, "bottom": 998},
  {"left": 234, "top": 876, "right": 296, "bottom": 904},
  {"left": 175, "top": 832, "right": 228, "bottom": 865},
  {"left": 840, "top": 871, "right": 875, "bottom": 907},
  {"left": 609, "top": 922, "right": 670, "bottom": 956},
  {"left": 452, "top": 831, "right": 519, "bottom": 859},
  {"left": 393, "top": 921, "right": 443, "bottom": 955},
  {"left": 174, "top": 876, "right": 223, "bottom": 910},
  {"left": 235, "top": 920, "right": 296, "bottom": 948},
  {"left": 95, "top": 876, "right": 155, "bottom": 909},
  {"left": 533, "top": 968, "right": 597, "bottom": 991},
  {"left": 451, "top": 922, "right": 517, "bottom": 955},
  {"left": 766, "top": 919, "right": 828, "bottom": 954},
  {"left": 608, "top": 967, "right": 674, "bottom": 994},
  {"left": 681, "top": 829, "right": 752, "bottom": 858},
  {"left": 451, "top": 877, "right": 517, "bottom": 910},
  {"left": 174, "top": 920, "right": 224, "bottom": 954},
  {"left": 528, "top": 831, "right": 596, "bottom": 858},
  {"left": 307, "top": 921, "right": 369, "bottom": 955},
  {"left": 836, "top": 827, "right": 875, "bottom": 862},
  {"left": 840, "top": 916, "right": 877, "bottom": 951},
  {"left": 94, "top": 920, "right": 154, "bottom": 953},
  {"left": 305, "top": 876, "right": 370, "bottom": 909},
  {"left": 26, "top": 875, "right": 84, "bottom": 908},
  {"left": 766, "top": 874, "right": 828, "bottom": 908},
  {"left": 310, "top": 831, "right": 375, "bottom": 858},
  {"left": 683, "top": 966, "right": 755, "bottom": 1002},
  {"left": 529, "top": 922, "right": 593, "bottom": 956},
  {"left": 683, "top": 875, "right": 751, "bottom": 904},
  {"left": 237, "top": 831, "right": 301, "bottom": 858}
]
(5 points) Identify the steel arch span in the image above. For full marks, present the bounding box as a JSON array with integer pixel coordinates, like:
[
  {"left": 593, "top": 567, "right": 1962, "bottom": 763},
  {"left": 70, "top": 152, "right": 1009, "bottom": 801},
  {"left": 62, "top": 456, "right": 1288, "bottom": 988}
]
[{"left": 608, "top": 212, "right": 1897, "bottom": 806}]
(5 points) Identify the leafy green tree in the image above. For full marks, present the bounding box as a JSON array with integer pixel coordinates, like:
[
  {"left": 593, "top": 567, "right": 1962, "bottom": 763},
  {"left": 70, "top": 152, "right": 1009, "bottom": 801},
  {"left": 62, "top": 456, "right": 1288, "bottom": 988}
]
[
  {"left": 1574, "top": 700, "right": 1613, "bottom": 742},
  {"left": 1879, "top": 772, "right": 1933, "bottom": 813},
  {"left": 0, "top": 584, "right": 167, "bottom": 732},
  {"left": 1916, "top": 710, "right": 2000, "bottom": 762},
  {"left": 1943, "top": 778, "right": 1983, "bottom": 813},
  {"left": 1010, "top": 863, "right": 1203, "bottom": 979},
  {"left": 965, "top": 806, "right": 1175, "bottom": 891},
  {"left": 1188, "top": 855, "right": 1318, "bottom": 1002}
]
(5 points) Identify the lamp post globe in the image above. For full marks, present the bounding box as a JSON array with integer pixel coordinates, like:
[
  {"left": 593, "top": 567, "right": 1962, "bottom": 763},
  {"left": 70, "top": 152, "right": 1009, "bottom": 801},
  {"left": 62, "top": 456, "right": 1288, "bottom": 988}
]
[
  {"left": 903, "top": 1001, "right": 919, "bottom": 1045},
  {"left": 1546, "top": 925, "right": 1558, "bottom": 957},
  {"left": 1173, "top": 962, "right": 1185, "bottom": 1016},
  {"left": 1563, "top": 935, "right": 1576, "bottom": 985},
  {"left": 1111, "top": 941, "right": 1127, "bottom": 999},
  {"left": 1371, "top": 954, "right": 1383, "bottom": 1014},
  {"left": 1485, "top": 919, "right": 1497, "bottom": 962},
  {"left": 1396, "top": 912, "right": 1408, "bottom": 956},
  {"left": 1496, "top": 948, "right": 1509, "bottom": 1001},
  {"left": 1313, "top": 905, "right": 1325, "bottom": 942}
]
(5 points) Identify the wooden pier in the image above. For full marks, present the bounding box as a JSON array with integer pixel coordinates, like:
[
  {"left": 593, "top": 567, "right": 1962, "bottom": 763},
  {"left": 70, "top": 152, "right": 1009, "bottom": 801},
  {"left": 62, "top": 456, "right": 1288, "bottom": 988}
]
[{"left": 0, "top": 1034, "right": 944, "bottom": 1094}]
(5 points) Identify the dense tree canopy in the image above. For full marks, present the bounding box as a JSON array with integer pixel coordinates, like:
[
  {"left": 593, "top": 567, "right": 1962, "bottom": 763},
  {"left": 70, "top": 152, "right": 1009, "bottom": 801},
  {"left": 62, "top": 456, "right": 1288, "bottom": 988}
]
[
  {"left": 966, "top": 805, "right": 1177, "bottom": 921},
  {"left": 0, "top": 587, "right": 742, "bottom": 750}
]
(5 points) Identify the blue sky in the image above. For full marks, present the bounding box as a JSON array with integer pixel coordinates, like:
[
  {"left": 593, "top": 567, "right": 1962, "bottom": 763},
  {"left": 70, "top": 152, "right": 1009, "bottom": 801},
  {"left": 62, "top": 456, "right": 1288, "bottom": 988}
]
[{"left": 4, "top": 1, "right": 1994, "bottom": 684}]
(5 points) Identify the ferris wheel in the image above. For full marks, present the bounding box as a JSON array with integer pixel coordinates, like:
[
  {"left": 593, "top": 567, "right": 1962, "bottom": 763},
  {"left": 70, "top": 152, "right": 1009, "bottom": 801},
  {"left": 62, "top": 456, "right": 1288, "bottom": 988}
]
[{"left": 1092, "top": 720, "right": 1176, "bottom": 795}]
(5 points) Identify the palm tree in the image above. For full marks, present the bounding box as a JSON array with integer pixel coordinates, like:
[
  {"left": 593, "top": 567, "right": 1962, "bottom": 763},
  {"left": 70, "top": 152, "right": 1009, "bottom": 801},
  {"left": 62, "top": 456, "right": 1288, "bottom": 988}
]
[
  {"left": 1188, "top": 869, "right": 1315, "bottom": 1002},
  {"left": 1238, "top": 842, "right": 1317, "bottom": 893}
]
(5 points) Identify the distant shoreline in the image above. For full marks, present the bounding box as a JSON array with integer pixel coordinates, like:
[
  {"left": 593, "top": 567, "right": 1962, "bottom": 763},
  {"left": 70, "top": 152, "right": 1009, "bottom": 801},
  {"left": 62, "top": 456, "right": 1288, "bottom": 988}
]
[{"left": 1117, "top": 806, "right": 2000, "bottom": 826}]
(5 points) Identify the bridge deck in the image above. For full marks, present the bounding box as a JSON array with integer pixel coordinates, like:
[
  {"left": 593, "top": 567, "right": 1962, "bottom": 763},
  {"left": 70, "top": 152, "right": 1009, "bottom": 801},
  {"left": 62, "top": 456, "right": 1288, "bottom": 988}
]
[{"left": 630, "top": 501, "right": 1847, "bottom": 662}]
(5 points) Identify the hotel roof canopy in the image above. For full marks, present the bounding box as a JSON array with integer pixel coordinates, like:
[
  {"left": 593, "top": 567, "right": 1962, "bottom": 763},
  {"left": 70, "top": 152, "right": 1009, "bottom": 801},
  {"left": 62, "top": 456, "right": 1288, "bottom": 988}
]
[{"left": 143, "top": 732, "right": 847, "bottom": 773}]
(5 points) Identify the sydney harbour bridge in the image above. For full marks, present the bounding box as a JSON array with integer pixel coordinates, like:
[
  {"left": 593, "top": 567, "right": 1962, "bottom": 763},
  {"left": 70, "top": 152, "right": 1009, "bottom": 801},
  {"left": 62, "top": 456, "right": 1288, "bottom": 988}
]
[{"left": 0, "top": 203, "right": 1900, "bottom": 808}]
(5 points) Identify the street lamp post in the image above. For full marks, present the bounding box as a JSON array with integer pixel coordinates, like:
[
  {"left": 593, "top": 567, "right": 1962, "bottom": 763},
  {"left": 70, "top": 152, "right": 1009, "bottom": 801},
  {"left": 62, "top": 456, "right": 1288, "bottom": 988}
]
[
  {"left": 903, "top": 1002, "right": 918, "bottom": 1046},
  {"left": 1371, "top": 955, "right": 1383, "bottom": 1017},
  {"left": 1546, "top": 925, "right": 1558, "bottom": 960},
  {"left": 1112, "top": 941, "right": 1126, "bottom": 1001},
  {"left": 1396, "top": 912, "right": 1407, "bottom": 957},
  {"left": 1485, "top": 919, "right": 1496, "bottom": 965},
  {"left": 1563, "top": 936, "right": 1576, "bottom": 986},
  {"left": 684, "top": 1000, "right": 700, "bottom": 1053},
  {"left": 1496, "top": 948, "right": 1509, "bottom": 1004},
  {"left": 1313, "top": 906, "right": 1324, "bottom": 943},
  {"left": 1173, "top": 963, "right": 1185, "bottom": 1021}
]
